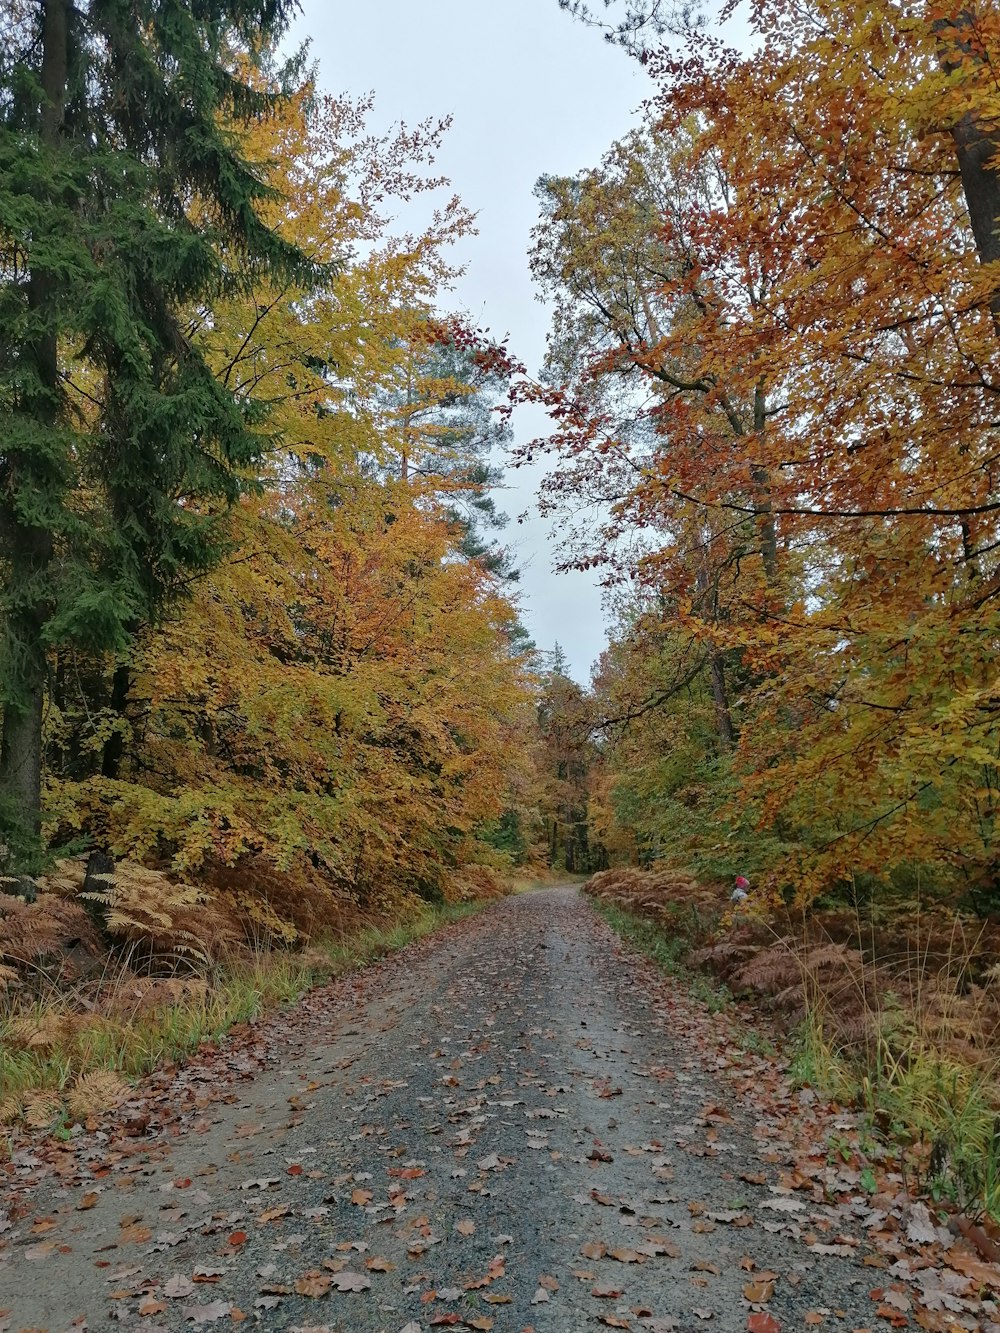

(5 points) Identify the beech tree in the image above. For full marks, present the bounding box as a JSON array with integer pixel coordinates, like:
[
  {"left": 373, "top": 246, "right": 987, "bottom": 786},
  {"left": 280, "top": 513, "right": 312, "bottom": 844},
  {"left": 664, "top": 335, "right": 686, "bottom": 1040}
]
[
  {"left": 42, "top": 81, "right": 536, "bottom": 913},
  {"left": 532, "top": 0, "right": 1000, "bottom": 901},
  {"left": 0, "top": 0, "right": 318, "bottom": 864}
]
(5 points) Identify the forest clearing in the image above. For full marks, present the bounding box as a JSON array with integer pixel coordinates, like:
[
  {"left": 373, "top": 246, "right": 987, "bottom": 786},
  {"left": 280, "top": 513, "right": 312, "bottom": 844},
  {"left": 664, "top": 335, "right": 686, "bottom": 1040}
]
[{"left": 3, "top": 1, "right": 1000, "bottom": 1328}]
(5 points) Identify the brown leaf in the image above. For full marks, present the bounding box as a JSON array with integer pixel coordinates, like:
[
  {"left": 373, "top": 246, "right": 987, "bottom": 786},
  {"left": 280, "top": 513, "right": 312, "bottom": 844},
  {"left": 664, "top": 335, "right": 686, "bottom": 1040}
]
[
  {"left": 118, "top": 1223, "right": 152, "bottom": 1244},
  {"left": 76, "top": 1192, "right": 99, "bottom": 1211},
  {"left": 350, "top": 1188, "right": 373, "bottom": 1206},
  {"left": 456, "top": 1218, "right": 475, "bottom": 1236},
  {"left": 610, "top": 1247, "right": 644, "bottom": 1263},
  {"left": 743, "top": 1280, "right": 775, "bottom": 1302},
  {"left": 365, "top": 1256, "right": 395, "bottom": 1272},
  {"left": 747, "top": 1314, "right": 781, "bottom": 1333},
  {"left": 179, "top": 1301, "right": 232, "bottom": 1326},
  {"left": 330, "top": 1270, "right": 371, "bottom": 1292},
  {"left": 952, "top": 1214, "right": 1000, "bottom": 1264},
  {"left": 581, "top": 1241, "right": 607, "bottom": 1260},
  {"left": 294, "top": 1270, "right": 332, "bottom": 1298},
  {"left": 592, "top": 1281, "right": 624, "bottom": 1298}
]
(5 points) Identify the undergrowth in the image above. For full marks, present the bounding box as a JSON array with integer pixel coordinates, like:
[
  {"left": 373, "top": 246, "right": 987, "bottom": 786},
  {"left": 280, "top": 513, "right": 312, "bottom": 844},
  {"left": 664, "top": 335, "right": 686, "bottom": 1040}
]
[
  {"left": 792, "top": 1008, "right": 1000, "bottom": 1222},
  {"left": 595, "top": 900, "right": 730, "bottom": 1012},
  {"left": 588, "top": 865, "right": 1000, "bottom": 1222},
  {"left": 0, "top": 900, "right": 485, "bottom": 1130}
]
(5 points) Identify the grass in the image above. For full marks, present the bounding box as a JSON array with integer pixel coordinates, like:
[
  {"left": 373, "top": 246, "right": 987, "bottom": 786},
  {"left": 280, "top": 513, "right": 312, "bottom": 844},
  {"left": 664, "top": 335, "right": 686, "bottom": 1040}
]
[
  {"left": 596, "top": 886, "right": 1000, "bottom": 1220},
  {"left": 0, "top": 898, "right": 488, "bottom": 1130},
  {"left": 594, "top": 900, "right": 730, "bottom": 1012},
  {"left": 790, "top": 1009, "right": 1000, "bottom": 1220}
]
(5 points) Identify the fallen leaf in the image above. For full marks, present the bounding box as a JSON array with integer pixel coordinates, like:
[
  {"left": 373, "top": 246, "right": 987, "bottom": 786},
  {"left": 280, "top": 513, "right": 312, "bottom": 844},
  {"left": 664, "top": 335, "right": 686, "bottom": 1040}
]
[
  {"left": 747, "top": 1315, "right": 781, "bottom": 1333},
  {"left": 330, "top": 1271, "right": 371, "bottom": 1292},
  {"left": 77, "top": 1193, "right": 99, "bottom": 1211},
  {"left": 905, "top": 1202, "right": 939, "bottom": 1246},
  {"left": 593, "top": 1281, "right": 624, "bottom": 1298},
  {"left": 351, "top": 1188, "right": 373, "bottom": 1206},
  {"left": 118, "top": 1223, "right": 152, "bottom": 1244},
  {"left": 180, "top": 1301, "right": 232, "bottom": 1325},
  {"left": 164, "top": 1276, "right": 196, "bottom": 1299},
  {"left": 295, "top": 1271, "right": 332, "bottom": 1298},
  {"left": 743, "top": 1281, "right": 775, "bottom": 1302},
  {"left": 456, "top": 1219, "right": 475, "bottom": 1236}
]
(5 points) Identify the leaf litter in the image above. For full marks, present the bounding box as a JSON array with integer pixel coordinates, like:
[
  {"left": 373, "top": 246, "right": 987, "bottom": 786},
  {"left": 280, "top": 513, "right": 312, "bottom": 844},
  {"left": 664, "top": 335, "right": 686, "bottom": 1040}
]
[{"left": 1, "top": 889, "right": 999, "bottom": 1330}]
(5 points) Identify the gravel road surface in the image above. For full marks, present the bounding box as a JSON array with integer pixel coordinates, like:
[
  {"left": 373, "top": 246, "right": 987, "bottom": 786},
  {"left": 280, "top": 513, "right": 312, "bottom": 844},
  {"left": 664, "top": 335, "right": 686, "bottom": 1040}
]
[{"left": 1, "top": 886, "right": 994, "bottom": 1332}]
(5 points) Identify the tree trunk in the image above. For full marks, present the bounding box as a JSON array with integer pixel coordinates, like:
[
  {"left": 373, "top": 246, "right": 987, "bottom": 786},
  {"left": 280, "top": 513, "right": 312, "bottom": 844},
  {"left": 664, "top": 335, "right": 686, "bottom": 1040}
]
[
  {"left": 0, "top": 0, "right": 69, "bottom": 853},
  {"left": 937, "top": 9, "right": 1000, "bottom": 322},
  {"left": 707, "top": 650, "right": 735, "bottom": 750},
  {"left": 0, "top": 691, "right": 45, "bottom": 839},
  {"left": 101, "top": 660, "right": 132, "bottom": 779},
  {"left": 752, "top": 380, "right": 778, "bottom": 581},
  {"left": 695, "top": 542, "right": 736, "bottom": 749}
]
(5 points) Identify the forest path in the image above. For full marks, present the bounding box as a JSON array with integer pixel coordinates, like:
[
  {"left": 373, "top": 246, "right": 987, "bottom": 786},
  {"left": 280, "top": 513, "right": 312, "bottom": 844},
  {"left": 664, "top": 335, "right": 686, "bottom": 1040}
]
[{"left": 0, "top": 887, "right": 988, "bottom": 1332}]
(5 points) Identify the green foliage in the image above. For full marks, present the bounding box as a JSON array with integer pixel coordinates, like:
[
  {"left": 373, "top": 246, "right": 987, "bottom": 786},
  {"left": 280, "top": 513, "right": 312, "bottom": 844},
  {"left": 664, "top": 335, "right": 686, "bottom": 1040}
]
[
  {"left": 0, "top": 0, "right": 322, "bottom": 858},
  {"left": 480, "top": 811, "right": 529, "bottom": 866}
]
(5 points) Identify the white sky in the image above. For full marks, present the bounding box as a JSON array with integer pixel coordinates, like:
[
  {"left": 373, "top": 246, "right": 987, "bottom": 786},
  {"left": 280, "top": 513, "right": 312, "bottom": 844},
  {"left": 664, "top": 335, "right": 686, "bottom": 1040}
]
[{"left": 289, "top": 0, "right": 652, "bottom": 683}]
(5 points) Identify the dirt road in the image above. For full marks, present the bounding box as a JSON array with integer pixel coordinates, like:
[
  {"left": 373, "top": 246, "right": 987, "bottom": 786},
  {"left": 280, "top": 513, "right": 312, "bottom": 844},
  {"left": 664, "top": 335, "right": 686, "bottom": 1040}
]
[{"left": 1, "top": 887, "right": 994, "bottom": 1331}]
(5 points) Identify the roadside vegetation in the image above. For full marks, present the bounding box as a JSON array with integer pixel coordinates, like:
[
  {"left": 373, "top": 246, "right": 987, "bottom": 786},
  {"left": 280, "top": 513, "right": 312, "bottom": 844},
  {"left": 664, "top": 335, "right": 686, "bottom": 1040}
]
[
  {"left": 0, "top": 879, "right": 503, "bottom": 1132},
  {"left": 587, "top": 868, "right": 1000, "bottom": 1222}
]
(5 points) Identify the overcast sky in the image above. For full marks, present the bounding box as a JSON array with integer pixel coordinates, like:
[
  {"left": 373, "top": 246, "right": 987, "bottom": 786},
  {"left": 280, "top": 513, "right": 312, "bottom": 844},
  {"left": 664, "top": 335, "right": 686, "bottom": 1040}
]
[{"left": 289, "top": 0, "right": 652, "bottom": 683}]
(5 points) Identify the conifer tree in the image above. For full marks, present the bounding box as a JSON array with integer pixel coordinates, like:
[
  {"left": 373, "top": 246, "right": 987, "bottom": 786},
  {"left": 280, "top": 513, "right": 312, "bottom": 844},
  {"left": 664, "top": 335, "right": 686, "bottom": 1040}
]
[{"left": 0, "top": 0, "right": 320, "bottom": 863}]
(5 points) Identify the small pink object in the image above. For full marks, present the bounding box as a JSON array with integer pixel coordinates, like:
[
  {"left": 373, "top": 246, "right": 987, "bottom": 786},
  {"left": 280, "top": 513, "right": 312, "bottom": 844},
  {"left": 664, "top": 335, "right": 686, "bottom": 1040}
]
[{"left": 734, "top": 875, "right": 750, "bottom": 889}]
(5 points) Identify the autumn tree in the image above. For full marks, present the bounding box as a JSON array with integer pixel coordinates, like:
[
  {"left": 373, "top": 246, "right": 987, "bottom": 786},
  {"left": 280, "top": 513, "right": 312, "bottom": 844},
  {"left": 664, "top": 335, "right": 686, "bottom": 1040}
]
[
  {"left": 535, "top": 648, "right": 603, "bottom": 873},
  {"left": 43, "top": 82, "right": 536, "bottom": 922},
  {"left": 0, "top": 0, "right": 319, "bottom": 866},
  {"left": 531, "top": 1, "right": 1000, "bottom": 904}
]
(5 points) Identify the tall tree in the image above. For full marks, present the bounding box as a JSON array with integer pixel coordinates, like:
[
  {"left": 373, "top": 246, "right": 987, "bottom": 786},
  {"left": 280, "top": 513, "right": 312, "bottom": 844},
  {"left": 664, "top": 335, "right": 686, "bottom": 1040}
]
[
  {"left": 533, "top": 0, "right": 1000, "bottom": 901},
  {"left": 0, "top": 0, "right": 318, "bottom": 864}
]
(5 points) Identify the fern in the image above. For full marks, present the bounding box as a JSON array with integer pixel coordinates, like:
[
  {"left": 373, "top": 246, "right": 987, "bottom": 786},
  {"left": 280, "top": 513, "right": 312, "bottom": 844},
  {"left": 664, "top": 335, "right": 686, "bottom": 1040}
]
[{"left": 78, "top": 861, "right": 238, "bottom": 964}]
